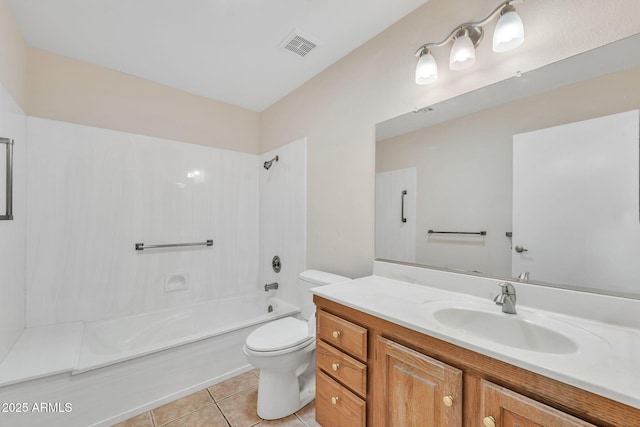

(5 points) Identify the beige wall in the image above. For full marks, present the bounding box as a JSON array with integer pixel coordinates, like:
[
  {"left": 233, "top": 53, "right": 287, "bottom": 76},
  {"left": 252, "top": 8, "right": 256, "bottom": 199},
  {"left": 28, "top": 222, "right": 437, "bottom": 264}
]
[
  {"left": 260, "top": 0, "right": 640, "bottom": 279},
  {"left": 26, "top": 48, "right": 260, "bottom": 154},
  {"left": 0, "top": 0, "right": 27, "bottom": 109}
]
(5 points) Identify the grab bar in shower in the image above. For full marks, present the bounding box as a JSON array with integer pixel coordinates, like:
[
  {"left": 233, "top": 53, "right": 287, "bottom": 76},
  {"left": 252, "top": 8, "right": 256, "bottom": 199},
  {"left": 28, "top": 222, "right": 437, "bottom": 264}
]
[
  {"left": 428, "top": 230, "right": 487, "bottom": 236},
  {"left": 135, "top": 239, "right": 214, "bottom": 251},
  {"left": 0, "top": 137, "right": 13, "bottom": 221}
]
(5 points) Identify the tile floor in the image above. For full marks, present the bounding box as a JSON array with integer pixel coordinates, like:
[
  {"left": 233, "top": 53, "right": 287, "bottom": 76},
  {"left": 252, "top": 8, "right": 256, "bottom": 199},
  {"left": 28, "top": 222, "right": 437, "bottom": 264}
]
[{"left": 112, "top": 370, "right": 321, "bottom": 427}]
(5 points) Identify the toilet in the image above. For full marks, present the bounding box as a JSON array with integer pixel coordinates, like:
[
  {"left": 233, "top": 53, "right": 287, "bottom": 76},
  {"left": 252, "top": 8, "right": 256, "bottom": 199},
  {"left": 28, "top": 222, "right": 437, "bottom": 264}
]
[{"left": 243, "top": 270, "right": 350, "bottom": 420}]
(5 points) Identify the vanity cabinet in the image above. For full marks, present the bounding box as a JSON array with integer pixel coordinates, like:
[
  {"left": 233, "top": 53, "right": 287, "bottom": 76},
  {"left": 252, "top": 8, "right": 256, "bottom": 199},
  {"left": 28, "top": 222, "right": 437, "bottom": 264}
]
[
  {"left": 480, "top": 380, "right": 596, "bottom": 427},
  {"left": 374, "top": 336, "right": 462, "bottom": 426},
  {"left": 314, "top": 295, "right": 640, "bottom": 427},
  {"left": 316, "top": 310, "right": 368, "bottom": 427}
]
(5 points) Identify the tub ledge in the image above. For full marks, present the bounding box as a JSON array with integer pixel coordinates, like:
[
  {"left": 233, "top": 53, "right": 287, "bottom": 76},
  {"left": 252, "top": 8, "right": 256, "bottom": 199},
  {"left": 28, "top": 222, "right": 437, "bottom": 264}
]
[{"left": 0, "top": 322, "right": 84, "bottom": 387}]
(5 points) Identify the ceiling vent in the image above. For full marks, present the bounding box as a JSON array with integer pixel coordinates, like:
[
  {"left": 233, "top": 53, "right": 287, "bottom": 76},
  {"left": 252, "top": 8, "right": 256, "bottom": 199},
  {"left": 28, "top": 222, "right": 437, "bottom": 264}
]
[{"left": 278, "top": 29, "right": 321, "bottom": 58}]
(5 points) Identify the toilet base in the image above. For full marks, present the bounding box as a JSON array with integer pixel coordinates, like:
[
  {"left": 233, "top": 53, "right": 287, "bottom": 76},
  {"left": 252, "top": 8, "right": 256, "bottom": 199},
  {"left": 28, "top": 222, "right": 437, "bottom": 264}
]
[
  {"left": 256, "top": 367, "right": 315, "bottom": 420},
  {"left": 244, "top": 341, "right": 316, "bottom": 420}
]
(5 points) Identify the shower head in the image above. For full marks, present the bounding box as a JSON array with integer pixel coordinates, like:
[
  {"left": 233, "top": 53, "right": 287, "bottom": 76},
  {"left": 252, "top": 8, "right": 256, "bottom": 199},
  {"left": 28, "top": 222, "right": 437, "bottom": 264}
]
[{"left": 263, "top": 155, "right": 279, "bottom": 170}]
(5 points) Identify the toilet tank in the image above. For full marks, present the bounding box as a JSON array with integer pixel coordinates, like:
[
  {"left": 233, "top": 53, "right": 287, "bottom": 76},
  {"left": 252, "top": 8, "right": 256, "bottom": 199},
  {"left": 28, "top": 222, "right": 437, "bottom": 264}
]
[{"left": 298, "top": 270, "right": 350, "bottom": 320}]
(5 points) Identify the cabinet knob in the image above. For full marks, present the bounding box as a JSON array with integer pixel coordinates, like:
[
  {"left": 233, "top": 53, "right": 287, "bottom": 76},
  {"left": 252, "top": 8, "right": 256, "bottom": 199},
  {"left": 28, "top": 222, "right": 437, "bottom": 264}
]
[
  {"left": 331, "top": 396, "right": 339, "bottom": 405},
  {"left": 332, "top": 330, "right": 341, "bottom": 339},
  {"left": 483, "top": 416, "right": 496, "bottom": 427},
  {"left": 332, "top": 363, "right": 340, "bottom": 371},
  {"left": 442, "top": 395, "right": 454, "bottom": 407}
]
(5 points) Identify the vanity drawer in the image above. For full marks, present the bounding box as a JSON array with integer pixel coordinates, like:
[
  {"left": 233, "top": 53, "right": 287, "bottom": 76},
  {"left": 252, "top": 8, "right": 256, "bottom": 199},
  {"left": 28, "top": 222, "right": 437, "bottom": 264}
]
[
  {"left": 317, "top": 340, "right": 367, "bottom": 397},
  {"left": 316, "top": 370, "right": 366, "bottom": 427},
  {"left": 318, "top": 310, "right": 368, "bottom": 361}
]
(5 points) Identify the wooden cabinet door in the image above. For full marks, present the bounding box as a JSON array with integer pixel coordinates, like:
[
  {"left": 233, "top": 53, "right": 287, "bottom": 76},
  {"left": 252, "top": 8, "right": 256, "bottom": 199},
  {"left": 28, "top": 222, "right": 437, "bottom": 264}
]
[
  {"left": 481, "top": 380, "right": 597, "bottom": 427},
  {"left": 374, "top": 337, "right": 462, "bottom": 427}
]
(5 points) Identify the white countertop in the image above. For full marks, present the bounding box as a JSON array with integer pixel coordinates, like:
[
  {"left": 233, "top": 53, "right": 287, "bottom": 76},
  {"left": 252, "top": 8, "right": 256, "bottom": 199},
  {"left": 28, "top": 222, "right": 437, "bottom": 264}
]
[{"left": 311, "top": 274, "right": 640, "bottom": 410}]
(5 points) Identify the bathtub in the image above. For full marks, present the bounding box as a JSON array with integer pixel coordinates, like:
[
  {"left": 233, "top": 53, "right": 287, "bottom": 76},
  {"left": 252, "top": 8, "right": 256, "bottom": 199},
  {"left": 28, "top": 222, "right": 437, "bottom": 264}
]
[
  {"left": 75, "top": 293, "right": 298, "bottom": 373},
  {"left": 0, "top": 293, "right": 299, "bottom": 427}
]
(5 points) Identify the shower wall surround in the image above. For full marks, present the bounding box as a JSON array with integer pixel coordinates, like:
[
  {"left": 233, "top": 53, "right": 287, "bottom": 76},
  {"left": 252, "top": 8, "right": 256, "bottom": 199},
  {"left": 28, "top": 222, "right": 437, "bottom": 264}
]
[
  {"left": 26, "top": 118, "right": 260, "bottom": 327},
  {"left": 259, "top": 139, "right": 307, "bottom": 308},
  {"left": 0, "top": 83, "right": 26, "bottom": 361}
]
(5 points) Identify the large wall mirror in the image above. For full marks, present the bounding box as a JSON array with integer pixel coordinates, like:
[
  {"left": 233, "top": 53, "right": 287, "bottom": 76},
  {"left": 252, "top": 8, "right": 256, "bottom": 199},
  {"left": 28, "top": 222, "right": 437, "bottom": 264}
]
[{"left": 375, "top": 33, "right": 640, "bottom": 298}]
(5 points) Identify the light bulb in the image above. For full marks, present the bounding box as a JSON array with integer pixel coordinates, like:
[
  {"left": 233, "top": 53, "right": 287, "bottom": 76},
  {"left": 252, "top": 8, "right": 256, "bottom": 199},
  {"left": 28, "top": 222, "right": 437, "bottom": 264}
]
[
  {"left": 415, "top": 50, "right": 438, "bottom": 85},
  {"left": 493, "top": 9, "right": 524, "bottom": 52},
  {"left": 449, "top": 34, "right": 476, "bottom": 70}
]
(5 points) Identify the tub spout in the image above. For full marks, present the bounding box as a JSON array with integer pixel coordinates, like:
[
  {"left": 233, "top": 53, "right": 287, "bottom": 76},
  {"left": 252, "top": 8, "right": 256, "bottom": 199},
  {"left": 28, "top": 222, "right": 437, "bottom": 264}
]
[{"left": 264, "top": 282, "right": 279, "bottom": 291}]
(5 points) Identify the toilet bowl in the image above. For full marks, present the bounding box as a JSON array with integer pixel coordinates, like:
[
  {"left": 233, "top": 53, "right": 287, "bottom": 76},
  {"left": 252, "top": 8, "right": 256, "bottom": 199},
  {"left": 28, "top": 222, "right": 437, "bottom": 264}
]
[{"left": 243, "top": 270, "right": 350, "bottom": 420}]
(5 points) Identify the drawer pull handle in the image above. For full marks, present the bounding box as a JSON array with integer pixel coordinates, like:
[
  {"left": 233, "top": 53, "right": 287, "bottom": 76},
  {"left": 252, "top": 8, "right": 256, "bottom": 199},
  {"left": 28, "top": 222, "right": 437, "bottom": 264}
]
[
  {"left": 483, "top": 416, "right": 496, "bottom": 427},
  {"left": 331, "top": 363, "right": 340, "bottom": 371},
  {"left": 442, "top": 395, "right": 454, "bottom": 407},
  {"left": 332, "top": 330, "right": 341, "bottom": 339},
  {"left": 331, "top": 396, "right": 339, "bottom": 405}
]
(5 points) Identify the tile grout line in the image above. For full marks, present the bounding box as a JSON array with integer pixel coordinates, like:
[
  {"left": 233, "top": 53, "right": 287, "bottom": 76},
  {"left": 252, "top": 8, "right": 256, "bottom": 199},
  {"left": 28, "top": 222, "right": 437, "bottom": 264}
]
[
  {"left": 207, "top": 388, "right": 232, "bottom": 427},
  {"left": 294, "top": 413, "right": 309, "bottom": 427},
  {"left": 213, "top": 385, "right": 257, "bottom": 403},
  {"left": 157, "top": 402, "right": 220, "bottom": 427},
  {"left": 218, "top": 403, "right": 233, "bottom": 427}
]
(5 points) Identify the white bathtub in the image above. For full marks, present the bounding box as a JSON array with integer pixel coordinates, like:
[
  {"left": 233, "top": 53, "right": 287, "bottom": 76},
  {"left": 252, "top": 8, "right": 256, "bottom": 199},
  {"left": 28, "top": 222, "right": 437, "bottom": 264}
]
[
  {"left": 0, "top": 294, "right": 300, "bottom": 427},
  {"left": 75, "top": 293, "right": 298, "bottom": 374}
]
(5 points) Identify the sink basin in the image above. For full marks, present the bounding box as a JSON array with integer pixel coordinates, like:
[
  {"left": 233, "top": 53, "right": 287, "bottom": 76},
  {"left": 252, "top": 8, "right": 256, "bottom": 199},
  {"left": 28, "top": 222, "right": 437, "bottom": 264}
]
[{"left": 426, "top": 300, "right": 604, "bottom": 355}]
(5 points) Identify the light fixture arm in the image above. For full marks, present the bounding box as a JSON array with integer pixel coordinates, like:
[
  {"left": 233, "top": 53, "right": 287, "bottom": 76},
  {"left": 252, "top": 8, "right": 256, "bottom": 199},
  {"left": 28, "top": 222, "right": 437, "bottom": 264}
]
[{"left": 414, "top": 0, "right": 523, "bottom": 57}]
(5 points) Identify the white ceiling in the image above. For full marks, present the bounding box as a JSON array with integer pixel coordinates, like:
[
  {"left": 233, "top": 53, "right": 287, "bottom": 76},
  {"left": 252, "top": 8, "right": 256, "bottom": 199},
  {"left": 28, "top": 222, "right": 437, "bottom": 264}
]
[{"left": 8, "top": 0, "right": 428, "bottom": 112}]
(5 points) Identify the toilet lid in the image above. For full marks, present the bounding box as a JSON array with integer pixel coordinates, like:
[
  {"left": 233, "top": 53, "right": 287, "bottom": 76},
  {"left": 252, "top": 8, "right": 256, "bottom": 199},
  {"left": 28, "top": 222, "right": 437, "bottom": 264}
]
[{"left": 246, "top": 317, "right": 313, "bottom": 352}]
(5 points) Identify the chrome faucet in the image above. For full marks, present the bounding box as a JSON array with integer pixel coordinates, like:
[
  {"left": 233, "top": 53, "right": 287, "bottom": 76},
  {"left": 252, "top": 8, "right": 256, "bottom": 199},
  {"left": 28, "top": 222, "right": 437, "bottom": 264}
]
[
  {"left": 518, "top": 271, "right": 530, "bottom": 281},
  {"left": 264, "top": 282, "right": 279, "bottom": 291},
  {"left": 493, "top": 282, "right": 517, "bottom": 314}
]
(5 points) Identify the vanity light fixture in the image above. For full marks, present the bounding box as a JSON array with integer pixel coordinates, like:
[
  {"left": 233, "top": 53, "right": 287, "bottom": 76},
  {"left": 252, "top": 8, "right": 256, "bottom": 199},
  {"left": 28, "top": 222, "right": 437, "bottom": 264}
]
[{"left": 415, "top": 0, "right": 525, "bottom": 85}]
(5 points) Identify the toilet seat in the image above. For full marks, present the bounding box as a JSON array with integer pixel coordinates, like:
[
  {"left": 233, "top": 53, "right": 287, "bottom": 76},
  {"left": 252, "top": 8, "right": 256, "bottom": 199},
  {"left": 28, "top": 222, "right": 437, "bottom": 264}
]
[{"left": 246, "top": 317, "right": 313, "bottom": 353}]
